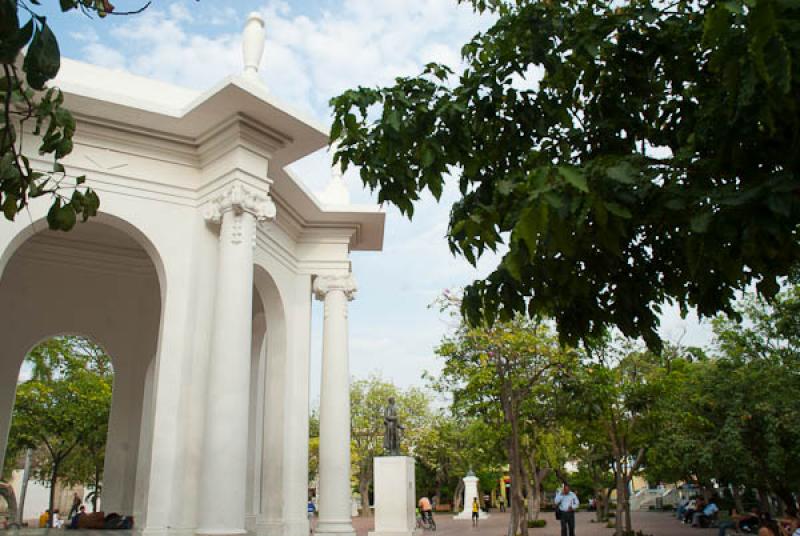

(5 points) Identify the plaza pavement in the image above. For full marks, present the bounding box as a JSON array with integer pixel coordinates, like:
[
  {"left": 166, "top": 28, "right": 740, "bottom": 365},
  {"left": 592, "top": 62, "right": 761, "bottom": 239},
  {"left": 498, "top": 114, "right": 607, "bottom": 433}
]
[
  {"left": 348, "top": 511, "right": 717, "bottom": 536},
  {"left": 3, "top": 512, "right": 714, "bottom": 536}
]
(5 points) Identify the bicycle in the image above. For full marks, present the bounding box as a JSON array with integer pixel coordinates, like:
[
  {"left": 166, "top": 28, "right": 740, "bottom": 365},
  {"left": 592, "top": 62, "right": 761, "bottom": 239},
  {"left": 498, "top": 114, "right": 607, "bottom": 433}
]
[{"left": 416, "top": 511, "right": 436, "bottom": 531}]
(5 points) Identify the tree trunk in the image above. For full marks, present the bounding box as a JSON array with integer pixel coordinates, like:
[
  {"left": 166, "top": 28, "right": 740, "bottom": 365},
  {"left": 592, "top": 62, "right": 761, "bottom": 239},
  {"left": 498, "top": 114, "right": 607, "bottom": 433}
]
[
  {"left": 613, "top": 462, "right": 625, "bottom": 536},
  {"left": 504, "top": 386, "right": 528, "bottom": 536},
  {"left": 453, "top": 478, "right": 464, "bottom": 513},
  {"left": 593, "top": 488, "right": 604, "bottom": 523},
  {"left": 48, "top": 460, "right": 59, "bottom": 529},
  {"left": 359, "top": 471, "right": 371, "bottom": 517},
  {"left": 530, "top": 468, "right": 547, "bottom": 521},
  {"left": 93, "top": 463, "right": 101, "bottom": 512},
  {"left": 623, "top": 478, "right": 633, "bottom": 533},
  {"left": 758, "top": 488, "right": 773, "bottom": 517}
]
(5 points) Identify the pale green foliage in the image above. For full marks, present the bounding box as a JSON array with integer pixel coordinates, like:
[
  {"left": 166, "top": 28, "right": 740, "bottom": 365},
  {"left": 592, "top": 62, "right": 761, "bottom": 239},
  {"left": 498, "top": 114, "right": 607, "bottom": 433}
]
[{"left": 2, "top": 335, "right": 112, "bottom": 524}]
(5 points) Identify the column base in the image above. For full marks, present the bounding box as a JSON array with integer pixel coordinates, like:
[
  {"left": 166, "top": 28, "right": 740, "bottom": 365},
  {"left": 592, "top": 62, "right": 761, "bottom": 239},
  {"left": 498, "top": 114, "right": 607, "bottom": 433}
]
[
  {"left": 255, "top": 519, "right": 284, "bottom": 536},
  {"left": 195, "top": 528, "right": 248, "bottom": 536},
  {"left": 453, "top": 511, "right": 490, "bottom": 520},
  {"left": 315, "top": 520, "right": 356, "bottom": 536}
]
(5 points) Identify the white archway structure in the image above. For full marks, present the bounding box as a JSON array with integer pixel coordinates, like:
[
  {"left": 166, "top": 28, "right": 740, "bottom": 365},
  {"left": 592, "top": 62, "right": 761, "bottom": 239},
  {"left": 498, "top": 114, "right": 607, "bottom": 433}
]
[{"left": 0, "top": 12, "right": 384, "bottom": 536}]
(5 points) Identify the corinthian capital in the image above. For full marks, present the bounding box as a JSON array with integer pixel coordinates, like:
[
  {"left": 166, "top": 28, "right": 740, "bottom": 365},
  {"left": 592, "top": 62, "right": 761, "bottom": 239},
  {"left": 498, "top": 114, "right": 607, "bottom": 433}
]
[
  {"left": 313, "top": 274, "right": 357, "bottom": 301},
  {"left": 203, "top": 182, "right": 277, "bottom": 224}
]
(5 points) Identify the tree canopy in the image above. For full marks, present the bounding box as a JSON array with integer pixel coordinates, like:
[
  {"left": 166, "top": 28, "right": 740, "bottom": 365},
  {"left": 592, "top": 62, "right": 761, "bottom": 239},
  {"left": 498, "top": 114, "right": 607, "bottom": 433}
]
[
  {"left": 331, "top": 0, "right": 800, "bottom": 350},
  {"left": 2, "top": 336, "right": 112, "bottom": 526}
]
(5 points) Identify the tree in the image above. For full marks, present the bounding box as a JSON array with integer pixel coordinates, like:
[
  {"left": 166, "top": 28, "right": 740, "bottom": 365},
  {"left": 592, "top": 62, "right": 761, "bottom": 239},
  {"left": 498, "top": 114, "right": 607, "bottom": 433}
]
[
  {"left": 414, "top": 413, "right": 505, "bottom": 512},
  {"left": 646, "top": 288, "right": 800, "bottom": 516},
  {"left": 3, "top": 336, "right": 112, "bottom": 527},
  {"left": 349, "top": 376, "right": 430, "bottom": 516},
  {"left": 1, "top": 1, "right": 154, "bottom": 231},
  {"left": 309, "top": 408, "right": 320, "bottom": 484},
  {"left": 569, "top": 339, "right": 676, "bottom": 535},
  {"left": 434, "top": 311, "right": 575, "bottom": 536},
  {"left": 331, "top": 0, "right": 800, "bottom": 350}
]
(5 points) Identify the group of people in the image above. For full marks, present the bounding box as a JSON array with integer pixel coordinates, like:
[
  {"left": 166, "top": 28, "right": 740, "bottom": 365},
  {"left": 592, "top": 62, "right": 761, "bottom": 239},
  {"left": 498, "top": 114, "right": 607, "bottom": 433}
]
[
  {"left": 718, "top": 508, "right": 800, "bottom": 536},
  {"left": 676, "top": 495, "right": 800, "bottom": 536},
  {"left": 37, "top": 493, "right": 87, "bottom": 529},
  {"left": 677, "top": 496, "right": 721, "bottom": 527}
]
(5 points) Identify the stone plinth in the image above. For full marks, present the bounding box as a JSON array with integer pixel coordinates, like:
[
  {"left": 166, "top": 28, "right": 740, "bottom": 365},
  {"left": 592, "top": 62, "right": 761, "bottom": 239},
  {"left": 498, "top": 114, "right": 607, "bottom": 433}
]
[
  {"left": 368, "top": 456, "right": 417, "bottom": 536},
  {"left": 454, "top": 473, "right": 489, "bottom": 520}
]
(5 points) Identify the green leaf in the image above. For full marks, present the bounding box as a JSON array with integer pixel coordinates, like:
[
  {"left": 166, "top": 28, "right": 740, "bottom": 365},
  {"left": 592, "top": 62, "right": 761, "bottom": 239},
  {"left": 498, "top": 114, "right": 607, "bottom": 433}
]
[
  {"left": 606, "top": 161, "right": 637, "bottom": 184},
  {"left": 46, "top": 199, "right": 62, "bottom": 229},
  {"left": 58, "top": 204, "right": 77, "bottom": 231},
  {"left": 0, "top": 16, "right": 33, "bottom": 64},
  {"left": 605, "top": 202, "right": 632, "bottom": 219},
  {"left": 2, "top": 193, "right": 17, "bottom": 220},
  {"left": 24, "top": 19, "right": 61, "bottom": 90},
  {"left": 559, "top": 166, "right": 588, "bottom": 192}
]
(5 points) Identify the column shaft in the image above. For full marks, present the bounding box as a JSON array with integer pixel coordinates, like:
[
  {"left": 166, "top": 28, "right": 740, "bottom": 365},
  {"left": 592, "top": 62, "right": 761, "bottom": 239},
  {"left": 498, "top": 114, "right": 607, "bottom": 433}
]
[
  {"left": 197, "top": 211, "right": 257, "bottom": 535},
  {"left": 315, "top": 275, "right": 356, "bottom": 536}
]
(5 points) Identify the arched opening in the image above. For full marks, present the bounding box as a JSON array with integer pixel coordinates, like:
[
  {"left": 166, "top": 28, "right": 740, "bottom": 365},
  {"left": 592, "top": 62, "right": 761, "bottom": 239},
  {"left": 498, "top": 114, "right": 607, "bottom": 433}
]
[
  {"left": 245, "top": 264, "right": 288, "bottom": 529},
  {"left": 2, "top": 335, "right": 114, "bottom": 527},
  {"left": 0, "top": 218, "right": 163, "bottom": 525}
]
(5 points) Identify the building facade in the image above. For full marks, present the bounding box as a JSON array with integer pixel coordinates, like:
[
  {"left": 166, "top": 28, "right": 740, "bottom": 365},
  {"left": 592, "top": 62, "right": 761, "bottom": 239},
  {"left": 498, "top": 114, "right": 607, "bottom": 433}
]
[{"left": 0, "top": 13, "right": 383, "bottom": 536}]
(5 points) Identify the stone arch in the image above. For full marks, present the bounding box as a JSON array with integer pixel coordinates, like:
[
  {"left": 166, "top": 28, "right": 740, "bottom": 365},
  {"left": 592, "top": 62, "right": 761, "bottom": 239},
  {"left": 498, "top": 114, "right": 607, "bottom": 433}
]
[
  {"left": 7, "top": 333, "right": 116, "bottom": 519},
  {"left": 0, "top": 211, "right": 167, "bottom": 300},
  {"left": 0, "top": 214, "right": 165, "bottom": 517},
  {"left": 245, "top": 263, "right": 288, "bottom": 529}
]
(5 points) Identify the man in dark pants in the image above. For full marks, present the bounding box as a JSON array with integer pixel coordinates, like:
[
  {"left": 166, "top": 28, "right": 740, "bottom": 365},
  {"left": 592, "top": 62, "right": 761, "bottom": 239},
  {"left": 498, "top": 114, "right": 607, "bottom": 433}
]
[{"left": 555, "top": 483, "right": 579, "bottom": 536}]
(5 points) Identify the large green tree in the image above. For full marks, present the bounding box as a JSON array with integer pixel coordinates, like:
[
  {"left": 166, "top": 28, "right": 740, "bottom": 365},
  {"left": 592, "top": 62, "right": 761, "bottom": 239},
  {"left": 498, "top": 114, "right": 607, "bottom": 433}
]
[
  {"left": 434, "top": 309, "right": 575, "bottom": 536},
  {"left": 331, "top": 0, "right": 800, "bottom": 350},
  {"left": 3, "top": 336, "right": 112, "bottom": 526},
  {"left": 568, "top": 339, "right": 680, "bottom": 535},
  {"left": 647, "top": 288, "right": 800, "bottom": 516}
]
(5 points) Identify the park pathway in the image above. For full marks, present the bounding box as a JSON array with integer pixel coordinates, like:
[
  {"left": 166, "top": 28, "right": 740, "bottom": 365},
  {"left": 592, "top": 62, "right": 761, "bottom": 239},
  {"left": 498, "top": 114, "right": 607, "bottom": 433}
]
[{"left": 349, "top": 511, "right": 717, "bottom": 536}]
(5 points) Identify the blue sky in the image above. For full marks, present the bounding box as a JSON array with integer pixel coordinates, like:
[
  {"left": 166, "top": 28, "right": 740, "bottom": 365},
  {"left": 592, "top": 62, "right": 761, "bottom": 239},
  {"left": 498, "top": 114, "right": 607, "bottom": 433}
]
[{"left": 37, "top": 1, "right": 713, "bottom": 401}]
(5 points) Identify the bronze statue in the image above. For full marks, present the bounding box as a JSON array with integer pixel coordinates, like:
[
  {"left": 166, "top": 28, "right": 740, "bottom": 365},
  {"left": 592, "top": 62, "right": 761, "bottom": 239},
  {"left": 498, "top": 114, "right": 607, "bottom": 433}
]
[{"left": 383, "top": 397, "right": 404, "bottom": 455}]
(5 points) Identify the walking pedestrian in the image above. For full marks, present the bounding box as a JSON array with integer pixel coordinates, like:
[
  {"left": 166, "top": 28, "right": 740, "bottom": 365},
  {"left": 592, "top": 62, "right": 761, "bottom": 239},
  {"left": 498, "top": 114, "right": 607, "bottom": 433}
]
[{"left": 555, "top": 483, "right": 579, "bottom": 536}]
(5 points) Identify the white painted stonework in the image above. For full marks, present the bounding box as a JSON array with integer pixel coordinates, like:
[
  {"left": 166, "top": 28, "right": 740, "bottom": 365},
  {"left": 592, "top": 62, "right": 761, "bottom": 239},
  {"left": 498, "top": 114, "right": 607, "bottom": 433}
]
[
  {"left": 0, "top": 12, "right": 384, "bottom": 536},
  {"left": 368, "top": 457, "right": 417, "bottom": 536},
  {"left": 454, "top": 474, "right": 489, "bottom": 520}
]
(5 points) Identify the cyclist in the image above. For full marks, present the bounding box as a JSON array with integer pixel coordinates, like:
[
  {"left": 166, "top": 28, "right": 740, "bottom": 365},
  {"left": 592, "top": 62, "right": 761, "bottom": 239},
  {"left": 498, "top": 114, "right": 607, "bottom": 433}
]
[{"left": 418, "top": 496, "right": 434, "bottom": 529}]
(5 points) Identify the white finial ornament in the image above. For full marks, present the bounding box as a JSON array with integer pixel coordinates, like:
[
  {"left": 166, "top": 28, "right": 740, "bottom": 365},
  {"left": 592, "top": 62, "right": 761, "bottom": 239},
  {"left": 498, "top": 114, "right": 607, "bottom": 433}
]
[
  {"left": 242, "top": 12, "right": 265, "bottom": 80},
  {"left": 321, "top": 143, "right": 351, "bottom": 205}
]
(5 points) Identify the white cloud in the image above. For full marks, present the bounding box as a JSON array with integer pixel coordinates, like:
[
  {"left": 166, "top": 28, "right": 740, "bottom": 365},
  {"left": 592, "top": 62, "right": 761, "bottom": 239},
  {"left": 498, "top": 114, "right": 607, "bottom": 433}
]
[{"left": 168, "top": 3, "right": 194, "bottom": 23}]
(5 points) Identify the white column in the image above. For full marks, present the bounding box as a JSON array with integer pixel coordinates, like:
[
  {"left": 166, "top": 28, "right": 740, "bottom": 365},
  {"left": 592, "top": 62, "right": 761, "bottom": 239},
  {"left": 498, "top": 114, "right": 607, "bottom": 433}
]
[
  {"left": 102, "top": 359, "right": 147, "bottom": 515},
  {"left": 455, "top": 472, "right": 489, "bottom": 520},
  {"left": 313, "top": 274, "right": 357, "bottom": 536},
  {"left": 197, "top": 183, "right": 275, "bottom": 536}
]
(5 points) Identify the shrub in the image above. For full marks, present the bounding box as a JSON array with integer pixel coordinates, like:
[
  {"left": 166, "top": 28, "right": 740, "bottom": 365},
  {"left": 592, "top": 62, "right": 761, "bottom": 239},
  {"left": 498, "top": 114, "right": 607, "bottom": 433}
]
[{"left": 527, "top": 519, "right": 546, "bottom": 528}]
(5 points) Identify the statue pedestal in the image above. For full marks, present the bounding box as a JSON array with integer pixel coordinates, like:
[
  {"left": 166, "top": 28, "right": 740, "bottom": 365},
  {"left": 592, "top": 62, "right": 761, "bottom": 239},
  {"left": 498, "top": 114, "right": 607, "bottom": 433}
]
[
  {"left": 454, "top": 473, "right": 489, "bottom": 520},
  {"left": 368, "top": 456, "right": 417, "bottom": 536}
]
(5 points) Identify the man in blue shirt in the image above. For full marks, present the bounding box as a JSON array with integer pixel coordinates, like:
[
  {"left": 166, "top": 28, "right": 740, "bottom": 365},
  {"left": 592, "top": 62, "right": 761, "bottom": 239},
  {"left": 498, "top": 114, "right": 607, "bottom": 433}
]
[
  {"left": 555, "top": 484, "right": 580, "bottom": 536},
  {"left": 693, "top": 498, "right": 720, "bottom": 527}
]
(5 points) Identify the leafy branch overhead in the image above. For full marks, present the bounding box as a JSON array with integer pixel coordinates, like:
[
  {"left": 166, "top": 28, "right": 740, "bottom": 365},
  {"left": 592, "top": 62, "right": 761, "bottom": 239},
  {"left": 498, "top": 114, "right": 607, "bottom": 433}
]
[
  {"left": 330, "top": 0, "right": 800, "bottom": 350},
  {"left": 0, "top": 1, "right": 150, "bottom": 231}
]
